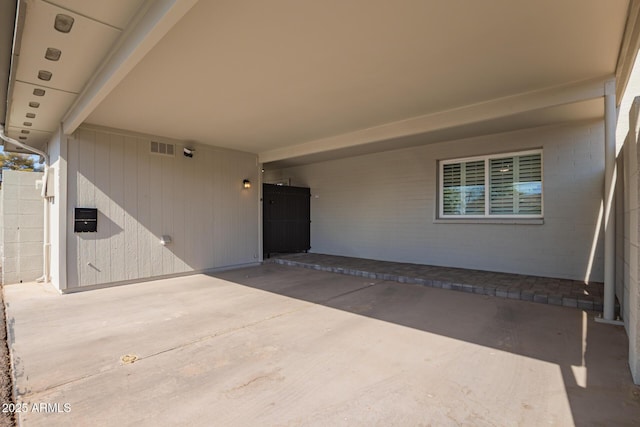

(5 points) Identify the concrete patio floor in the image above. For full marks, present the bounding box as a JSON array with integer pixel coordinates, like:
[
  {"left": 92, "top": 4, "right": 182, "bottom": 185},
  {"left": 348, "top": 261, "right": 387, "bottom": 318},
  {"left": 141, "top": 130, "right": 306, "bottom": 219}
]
[{"left": 4, "top": 263, "right": 639, "bottom": 426}]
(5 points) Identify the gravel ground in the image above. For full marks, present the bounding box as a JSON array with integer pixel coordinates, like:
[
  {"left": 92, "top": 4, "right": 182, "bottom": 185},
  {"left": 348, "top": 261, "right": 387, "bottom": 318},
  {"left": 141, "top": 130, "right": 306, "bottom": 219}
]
[{"left": 0, "top": 285, "right": 16, "bottom": 427}]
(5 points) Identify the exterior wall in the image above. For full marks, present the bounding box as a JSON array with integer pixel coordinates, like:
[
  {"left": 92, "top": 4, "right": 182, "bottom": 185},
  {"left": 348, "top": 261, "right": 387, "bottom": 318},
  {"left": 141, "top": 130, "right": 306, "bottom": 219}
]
[
  {"left": 66, "top": 126, "right": 260, "bottom": 289},
  {"left": 0, "top": 170, "right": 44, "bottom": 284},
  {"left": 619, "top": 99, "right": 640, "bottom": 384},
  {"left": 274, "top": 120, "right": 605, "bottom": 282}
]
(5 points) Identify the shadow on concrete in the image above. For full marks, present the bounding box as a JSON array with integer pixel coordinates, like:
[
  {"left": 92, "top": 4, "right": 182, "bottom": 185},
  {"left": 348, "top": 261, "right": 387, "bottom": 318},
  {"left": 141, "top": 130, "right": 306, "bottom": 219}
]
[{"left": 210, "top": 263, "right": 640, "bottom": 426}]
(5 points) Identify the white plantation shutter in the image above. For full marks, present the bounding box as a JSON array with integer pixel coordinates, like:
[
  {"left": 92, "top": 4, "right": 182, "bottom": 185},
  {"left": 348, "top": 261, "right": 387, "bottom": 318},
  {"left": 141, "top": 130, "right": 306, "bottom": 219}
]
[
  {"left": 490, "top": 153, "right": 541, "bottom": 215},
  {"left": 463, "top": 161, "right": 485, "bottom": 214},
  {"left": 440, "top": 150, "right": 542, "bottom": 218},
  {"left": 442, "top": 163, "right": 462, "bottom": 215},
  {"left": 515, "top": 153, "right": 542, "bottom": 214},
  {"left": 489, "top": 157, "right": 514, "bottom": 214},
  {"left": 442, "top": 160, "right": 485, "bottom": 215}
]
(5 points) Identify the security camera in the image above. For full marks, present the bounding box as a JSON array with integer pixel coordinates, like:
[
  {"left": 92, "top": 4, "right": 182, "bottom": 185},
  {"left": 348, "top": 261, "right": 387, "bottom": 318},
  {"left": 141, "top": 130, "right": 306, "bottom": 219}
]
[{"left": 183, "top": 147, "right": 194, "bottom": 158}]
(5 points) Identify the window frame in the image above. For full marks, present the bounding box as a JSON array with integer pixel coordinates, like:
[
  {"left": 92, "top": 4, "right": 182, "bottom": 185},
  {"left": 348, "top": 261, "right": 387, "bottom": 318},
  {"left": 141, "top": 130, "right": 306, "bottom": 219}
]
[{"left": 438, "top": 149, "right": 544, "bottom": 219}]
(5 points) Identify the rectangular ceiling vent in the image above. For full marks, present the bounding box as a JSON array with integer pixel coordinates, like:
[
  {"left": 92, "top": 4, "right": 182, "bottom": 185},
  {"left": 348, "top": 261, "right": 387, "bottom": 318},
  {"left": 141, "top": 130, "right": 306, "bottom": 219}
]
[{"left": 150, "top": 141, "right": 175, "bottom": 157}]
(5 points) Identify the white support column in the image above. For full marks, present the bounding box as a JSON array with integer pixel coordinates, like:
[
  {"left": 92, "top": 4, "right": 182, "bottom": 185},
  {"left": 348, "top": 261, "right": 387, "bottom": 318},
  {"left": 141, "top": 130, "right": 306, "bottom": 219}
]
[
  {"left": 57, "top": 128, "right": 68, "bottom": 291},
  {"left": 603, "top": 79, "right": 619, "bottom": 322}
]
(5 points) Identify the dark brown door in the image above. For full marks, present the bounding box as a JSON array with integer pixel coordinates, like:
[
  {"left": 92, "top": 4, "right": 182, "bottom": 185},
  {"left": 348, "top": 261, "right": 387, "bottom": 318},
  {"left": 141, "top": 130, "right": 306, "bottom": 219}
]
[{"left": 263, "top": 184, "right": 310, "bottom": 257}]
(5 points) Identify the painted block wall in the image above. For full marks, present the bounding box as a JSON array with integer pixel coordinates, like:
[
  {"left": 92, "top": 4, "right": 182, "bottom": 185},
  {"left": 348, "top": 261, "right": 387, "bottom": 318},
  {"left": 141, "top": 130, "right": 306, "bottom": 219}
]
[
  {"left": 66, "top": 126, "right": 260, "bottom": 289},
  {"left": 0, "top": 170, "right": 44, "bottom": 284},
  {"left": 272, "top": 121, "right": 605, "bottom": 282},
  {"left": 618, "top": 101, "right": 640, "bottom": 384}
]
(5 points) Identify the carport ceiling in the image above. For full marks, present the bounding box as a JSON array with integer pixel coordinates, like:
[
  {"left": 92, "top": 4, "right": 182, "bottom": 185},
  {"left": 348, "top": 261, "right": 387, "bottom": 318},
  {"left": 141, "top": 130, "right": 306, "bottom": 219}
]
[{"left": 4, "top": 1, "right": 633, "bottom": 161}]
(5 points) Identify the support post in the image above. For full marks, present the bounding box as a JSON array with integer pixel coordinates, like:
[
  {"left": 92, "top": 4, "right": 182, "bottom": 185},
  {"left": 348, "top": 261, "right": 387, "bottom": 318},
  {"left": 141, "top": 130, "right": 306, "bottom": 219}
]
[{"left": 604, "top": 79, "right": 618, "bottom": 321}]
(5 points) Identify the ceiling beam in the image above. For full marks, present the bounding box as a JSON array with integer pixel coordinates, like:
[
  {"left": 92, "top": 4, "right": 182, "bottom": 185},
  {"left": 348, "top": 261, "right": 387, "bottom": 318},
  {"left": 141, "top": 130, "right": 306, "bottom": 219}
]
[
  {"left": 259, "top": 76, "right": 610, "bottom": 164},
  {"left": 62, "top": 0, "right": 198, "bottom": 134}
]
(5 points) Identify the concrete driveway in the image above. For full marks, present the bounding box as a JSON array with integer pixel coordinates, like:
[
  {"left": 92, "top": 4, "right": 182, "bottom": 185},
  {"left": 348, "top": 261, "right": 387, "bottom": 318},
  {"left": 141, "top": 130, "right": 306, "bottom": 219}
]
[{"left": 4, "top": 264, "right": 640, "bottom": 426}]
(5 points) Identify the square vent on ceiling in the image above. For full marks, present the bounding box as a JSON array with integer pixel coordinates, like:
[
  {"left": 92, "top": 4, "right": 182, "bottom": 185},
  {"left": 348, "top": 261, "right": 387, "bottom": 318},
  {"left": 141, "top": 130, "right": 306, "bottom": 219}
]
[{"left": 150, "top": 141, "right": 175, "bottom": 157}]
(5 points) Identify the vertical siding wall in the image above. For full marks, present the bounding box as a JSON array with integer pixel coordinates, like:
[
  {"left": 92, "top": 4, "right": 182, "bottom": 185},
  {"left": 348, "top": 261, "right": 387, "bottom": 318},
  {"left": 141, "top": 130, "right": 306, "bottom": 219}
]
[
  {"left": 0, "top": 170, "right": 44, "bottom": 284},
  {"left": 275, "top": 121, "right": 605, "bottom": 282},
  {"left": 67, "top": 127, "right": 260, "bottom": 289}
]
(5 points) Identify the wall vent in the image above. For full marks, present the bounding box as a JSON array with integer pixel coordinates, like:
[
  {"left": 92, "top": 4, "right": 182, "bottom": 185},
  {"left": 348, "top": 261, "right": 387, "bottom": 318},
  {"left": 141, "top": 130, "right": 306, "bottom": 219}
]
[{"left": 150, "top": 141, "right": 175, "bottom": 157}]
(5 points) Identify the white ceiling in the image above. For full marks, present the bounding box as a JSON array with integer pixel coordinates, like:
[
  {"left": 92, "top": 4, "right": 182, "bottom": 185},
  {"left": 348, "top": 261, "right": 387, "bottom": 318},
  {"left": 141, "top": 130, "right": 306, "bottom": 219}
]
[{"left": 4, "top": 0, "right": 633, "bottom": 162}]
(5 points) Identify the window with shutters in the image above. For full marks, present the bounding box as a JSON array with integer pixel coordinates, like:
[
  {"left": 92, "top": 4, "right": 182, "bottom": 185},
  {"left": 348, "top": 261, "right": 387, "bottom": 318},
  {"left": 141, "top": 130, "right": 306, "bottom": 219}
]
[{"left": 438, "top": 150, "right": 542, "bottom": 219}]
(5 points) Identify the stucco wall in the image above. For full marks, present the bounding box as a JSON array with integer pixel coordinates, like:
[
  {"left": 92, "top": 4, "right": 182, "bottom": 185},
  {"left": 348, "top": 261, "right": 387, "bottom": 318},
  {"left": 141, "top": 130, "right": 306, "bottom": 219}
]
[
  {"left": 272, "top": 120, "right": 605, "bottom": 282},
  {"left": 0, "top": 170, "right": 44, "bottom": 284},
  {"left": 66, "top": 126, "right": 260, "bottom": 289}
]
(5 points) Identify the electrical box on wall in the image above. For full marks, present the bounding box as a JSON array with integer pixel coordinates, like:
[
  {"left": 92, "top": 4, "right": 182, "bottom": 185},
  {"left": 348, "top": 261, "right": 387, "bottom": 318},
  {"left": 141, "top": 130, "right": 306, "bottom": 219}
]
[
  {"left": 45, "top": 167, "right": 55, "bottom": 198},
  {"left": 74, "top": 208, "right": 98, "bottom": 233},
  {"left": 35, "top": 167, "right": 56, "bottom": 198}
]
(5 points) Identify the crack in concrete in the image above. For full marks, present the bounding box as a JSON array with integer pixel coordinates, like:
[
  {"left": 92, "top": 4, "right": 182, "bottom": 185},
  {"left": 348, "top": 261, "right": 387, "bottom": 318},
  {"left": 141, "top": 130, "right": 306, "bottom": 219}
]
[
  {"left": 18, "top": 305, "right": 309, "bottom": 399},
  {"left": 19, "top": 280, "right": 380, "bottom": 399}
]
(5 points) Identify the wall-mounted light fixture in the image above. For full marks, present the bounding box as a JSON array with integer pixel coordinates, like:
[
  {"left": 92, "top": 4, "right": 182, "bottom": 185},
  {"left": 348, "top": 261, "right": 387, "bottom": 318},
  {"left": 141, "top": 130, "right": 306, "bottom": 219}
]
[{"left": 243, "top": 179, "right": 251, "bottom": 189}]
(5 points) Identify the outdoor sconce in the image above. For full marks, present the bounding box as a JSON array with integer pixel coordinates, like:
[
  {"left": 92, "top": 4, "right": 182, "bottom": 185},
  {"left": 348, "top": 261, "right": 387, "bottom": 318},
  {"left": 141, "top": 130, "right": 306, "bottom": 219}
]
[{"left": 243, "top": 179, "right": 251, "bottom": 189}]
